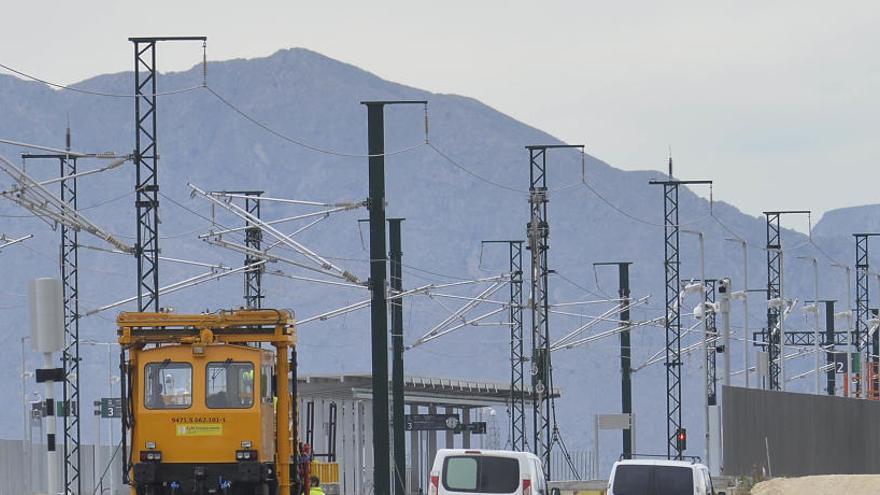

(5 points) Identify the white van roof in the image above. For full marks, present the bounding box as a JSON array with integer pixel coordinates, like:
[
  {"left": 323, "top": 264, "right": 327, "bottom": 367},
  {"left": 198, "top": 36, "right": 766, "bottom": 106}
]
[
  {"left": 436, "top": 448, "right": 539, "bottom": 459},
  {"left": 614, "top": 459, "right": 706, "bottom": 469}
]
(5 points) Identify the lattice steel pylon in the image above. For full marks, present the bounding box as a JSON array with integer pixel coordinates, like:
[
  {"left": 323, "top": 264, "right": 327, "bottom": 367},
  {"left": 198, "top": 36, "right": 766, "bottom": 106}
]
[
  {"left": 650, "top": 162, "right": 711, "bottom": 460},
  {"left": 217, "top": 190, "right": 265, "bottom": 308},
  {"left": 763, "top": 211, "right": 809, "bottom": 391},
  {"left": 508, "top": 241, "right": 526, "bottom": 451},
  {"left": 704, "top": 280, "right": 718, "bottom": 406},
  {"left": 130, "top": 36, "right": 206, "bottom": 312},
  {"left": 483, "top": 240, "right": 527, "bottom": 451},
  {"left": 244, "top": 193, "right": 264, "bottom": 308},
  {"left": 60, "top": 150, "right": 81, "bottom": 495},
  {"left": 525, "top": 144, "right": 582, "bottom": 477},
  {"left": 21, "top": 143, "right": 82, "bottom": 495},
  {"left": 854, "top": 233, "right": 880, "bottom": 397}
]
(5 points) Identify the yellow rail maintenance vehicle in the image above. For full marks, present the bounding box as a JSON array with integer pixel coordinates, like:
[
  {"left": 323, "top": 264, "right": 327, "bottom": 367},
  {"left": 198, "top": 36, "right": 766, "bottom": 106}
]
[{"left": 117, "top": 309, "right": 307, "bottom": 495}]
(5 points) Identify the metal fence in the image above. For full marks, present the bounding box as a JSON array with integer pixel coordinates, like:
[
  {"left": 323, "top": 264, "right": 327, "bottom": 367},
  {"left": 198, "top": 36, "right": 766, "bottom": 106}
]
[
  {"left": 549, "top": 449, "right": 593, "bottom": 481},
  {"left": 0, "top": 439, "right": 123, "bottom": 495},
  {"left": 722, "top": 385, "right": 880, "bottom": 477}
]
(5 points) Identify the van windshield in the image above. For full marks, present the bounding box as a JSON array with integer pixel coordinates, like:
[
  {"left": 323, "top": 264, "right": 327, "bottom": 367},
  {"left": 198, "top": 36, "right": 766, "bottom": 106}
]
[
  {"left": 612, "top": 465, "right": 692, "bottom": 495},
  {"left": 442, "top": 455, "right": 520, "bottom": 493}
]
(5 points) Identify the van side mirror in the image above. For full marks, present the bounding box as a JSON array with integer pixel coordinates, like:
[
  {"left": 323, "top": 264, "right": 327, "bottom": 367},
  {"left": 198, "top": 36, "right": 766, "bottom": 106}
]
[{"left": 550, "top": 488, "right": 561, "bottom": 495}]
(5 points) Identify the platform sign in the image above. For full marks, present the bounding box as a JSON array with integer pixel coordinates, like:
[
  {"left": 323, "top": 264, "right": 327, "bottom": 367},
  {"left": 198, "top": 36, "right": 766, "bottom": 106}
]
[
  {"left": 598, "top": 413, "right": 632, "bottom": 430},
  {"left": 851, "top": 352, "right": 862, "bottom": 374},
  {"left": 454, "top": 422, "right": 487, "bottom": 434},
  {"left": 30, "top": 400, "right": 78, "bottom": 418},
  {"left": 99, "top": 397, "right": 123, "bottom": 418},
  {"left": 405, "top": 413, "right": 460, "bottom": 431},
  {"left": 833, "top": 353, "right": 849, "bottom": 373}
]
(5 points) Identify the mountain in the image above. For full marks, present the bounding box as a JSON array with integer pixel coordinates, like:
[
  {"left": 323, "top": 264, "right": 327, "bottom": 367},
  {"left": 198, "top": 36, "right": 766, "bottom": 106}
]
[
  {"left": 814, "top": 205, "right": 880, "bottom": 239},
  {"left": 0, "top": 48, "right": 875, "bottom": 475}
]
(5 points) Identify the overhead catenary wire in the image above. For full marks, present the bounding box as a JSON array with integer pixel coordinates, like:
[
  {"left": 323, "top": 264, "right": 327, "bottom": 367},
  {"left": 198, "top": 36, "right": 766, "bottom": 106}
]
[
  {"left": 414, "top": 281, "right": 508, "bottom": 346},
  {"left": 83, "top": 261, "right": 266, "bottom": 316},
  {"left": 79, "top": 243, "right": 234, "bottom": 271},
  {"left": 0, "top": 191, "right": 134, "bottom": 218},
  {"left": 550, "top": 317, "right": 664, "bottom": 352},
  {"left": 0, "top": 61, "right": 203, "bottom": 98},
  {"left": 205, "top": 85, "right": 427, "bottom": 158},
  {"left": 409, "top": 306, "right": 508, "bottom": 349},
  {"left": 190, "top": 182, "right": 360, "bottom": 283},
  {"left": 210, "top": 191, "right": 362, "bottom": 209},
  {"left": 201, "top": 203, "right": 362, "bottom": 238},
  {"left": 552, "top": 296, "right": 651, "bottom": 349},
  {"left": 0, "top": 153, "right": 133, "bottom": 252},
  {"left": 0, "top": 137, "right": 127, "bottom": 159},
  {"left": 0, "top": 233, "right": 32, "bottom": 251}
]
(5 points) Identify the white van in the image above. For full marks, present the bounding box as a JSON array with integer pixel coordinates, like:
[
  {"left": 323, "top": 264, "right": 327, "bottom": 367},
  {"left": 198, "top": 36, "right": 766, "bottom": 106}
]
[
  {"left": 428, "top": 449, "right": 547, "bottom": 495},
  {"left": 607, "top": 459, "right": 725, "bottom": 495}
]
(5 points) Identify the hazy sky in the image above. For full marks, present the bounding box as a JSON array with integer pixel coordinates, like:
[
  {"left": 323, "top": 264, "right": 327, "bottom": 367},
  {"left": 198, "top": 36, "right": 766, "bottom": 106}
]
[{"left": 2, "top": 1, "right": 877, "bottom": 224}]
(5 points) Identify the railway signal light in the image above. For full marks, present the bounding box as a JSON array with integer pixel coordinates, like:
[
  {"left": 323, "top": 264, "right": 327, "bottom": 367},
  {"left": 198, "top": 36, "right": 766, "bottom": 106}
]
[{"left": 676, "top": 427, "right": 687, "bottom": 452}]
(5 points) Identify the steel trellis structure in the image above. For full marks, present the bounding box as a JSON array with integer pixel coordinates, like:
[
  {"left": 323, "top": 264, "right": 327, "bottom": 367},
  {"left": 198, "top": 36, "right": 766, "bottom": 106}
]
[
  {"left": 765, "top": 213, "right": 783, "bottom": 391},
  {"left": 216, "top": 190, "right": 266, "bottom": 308},
  {"left": 59, "top": 153, "right": 81, "bottom": 495},
  {"left": 526, "top": 144, "right": 582, "bottom": 477},
  {"left": 650, "top": 165, "right": 711, "bottom": 460},
  {"left": 855, "top": 233, "right": 880, "bottom": 397},
  {"left": 244, "top": 192, "right": 264, "bottom": 308},
  {"left": 130, "top": 36, "right": 206, "bottom": 313},
  {"left": 22, "top": 150, "right": 82, "bottom": 494},
  {"left": 483, "top": 240, "right": 527, "bottom": 451},
  {"left": 508, "top": 241, "right": 526, "bottom": 452},
  {"left": 764, "top": 211, "right": 809, "bottom": 391},
  {"left": 704, "top": 280, "right": 718, "bottom": 406},
  {"left": 753, "top": 329, "right": 850, "bottom": 347}
]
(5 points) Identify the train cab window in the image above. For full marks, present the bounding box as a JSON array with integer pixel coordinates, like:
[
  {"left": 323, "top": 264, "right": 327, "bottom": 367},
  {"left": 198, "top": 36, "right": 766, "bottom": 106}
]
[
  {"left": 260, "top": 364, "right": 273, "bottom": 400},
  {"left": 206, "top": 361, "right": 255, "bottom": 409},
  {"left": 145, "top": 362, "right": 192, "bottom": 409}
]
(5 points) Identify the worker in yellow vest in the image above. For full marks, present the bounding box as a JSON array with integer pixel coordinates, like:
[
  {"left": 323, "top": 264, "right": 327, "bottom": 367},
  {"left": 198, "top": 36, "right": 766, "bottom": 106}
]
[{"left": 310, "top": 476, "right": 325, "bottom": 495}]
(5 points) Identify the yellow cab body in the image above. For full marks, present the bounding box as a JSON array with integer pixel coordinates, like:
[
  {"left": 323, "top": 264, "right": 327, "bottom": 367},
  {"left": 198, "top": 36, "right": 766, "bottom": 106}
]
[{"left": 132, "top": 343, "right": 276, "bottom": 464}]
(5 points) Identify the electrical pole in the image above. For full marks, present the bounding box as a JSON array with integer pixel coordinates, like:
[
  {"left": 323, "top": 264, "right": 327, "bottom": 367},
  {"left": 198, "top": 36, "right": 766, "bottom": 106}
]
[
  {"left": 594, "top": 262, "right": 633, "bottom": 459},
  {"left": 649, "top": 161, "right": 711, "bottom": 460},
  {"left": 704, "top": 279, "right": 718, "bottom": 407},
  {"left": 719, "top": 279, "right": 732, "bottom": 389},
  {"left": 484, "top": 240, "right": 526, "bottom": 452},
  {"left": 130, "top": 36, "right": 206, "bottom": 313},
  {"left": 854, "top": 233, "right": 880, "bottom": 398},
  {"left": 388, "top": 218, "right": 405, "bottom": 495},
  {"left": 798, "top": 256, "right": 822, "bottom": 394},
  {"left": 244, "top": 192, "right": 264, "bottom": 309},
  {"left": 526, "top": 143, "right": 583, "bottom": 477},
  {"left": 831, "top": 263, "right": 853, "bottom": 397},
  {"left": 725, "top": 239, "right": 749, "bottom": 388},
  {"left": 763, "top": 211, "right": 810, "bottom": 391},
  {"left": 216, "top": 190, "right": 265, "bottom": 308},
  {"left": 362, "top": 100, "right": 425, "bottom": 495},
  {"left": 21, "top": 129, "right": 82, "bottom": 495},
  {"left": 823, "top": 301, "right": 836, "bottom": 395}
]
